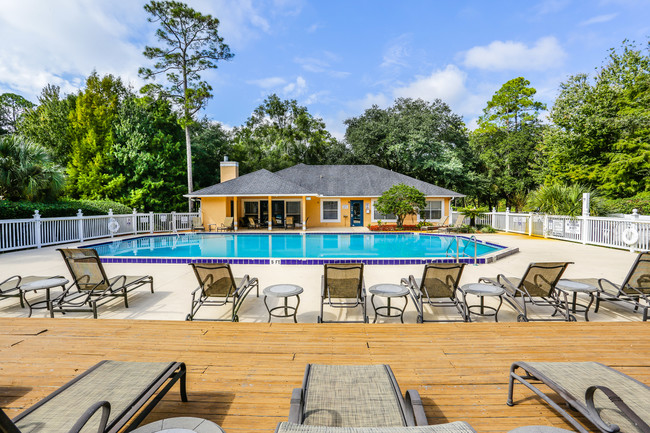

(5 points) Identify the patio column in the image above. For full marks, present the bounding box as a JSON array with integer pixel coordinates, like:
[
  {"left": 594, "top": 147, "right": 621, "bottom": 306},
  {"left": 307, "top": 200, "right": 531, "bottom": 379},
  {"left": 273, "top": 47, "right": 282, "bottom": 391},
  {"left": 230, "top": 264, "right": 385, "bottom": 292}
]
[
  {"left": 302, "top": 196, "right": 307, "bottom": 231},
  {"left": 233, "top": 197, "right": 238, "bottom": 231},
  {"left": 268, "top": 196, "right": 272, "bottom": 231}
]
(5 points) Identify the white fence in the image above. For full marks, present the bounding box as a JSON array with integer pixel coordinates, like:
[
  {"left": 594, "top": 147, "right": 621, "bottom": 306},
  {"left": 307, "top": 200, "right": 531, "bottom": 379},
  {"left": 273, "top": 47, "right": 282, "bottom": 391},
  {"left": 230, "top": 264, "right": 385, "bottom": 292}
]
[
  {"left": 452, "top": 209, "right": 650, "bottom": 252},
  {"left": 0, "top": 210, "right": 200, "bottom": 252}
]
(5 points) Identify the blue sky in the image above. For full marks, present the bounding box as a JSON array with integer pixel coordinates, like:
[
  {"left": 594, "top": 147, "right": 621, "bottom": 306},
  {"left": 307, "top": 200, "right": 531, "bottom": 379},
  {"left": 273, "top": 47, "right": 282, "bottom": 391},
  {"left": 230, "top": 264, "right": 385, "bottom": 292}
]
[{"left": 1, "top": 0, "right": 649, "bottom": 138}]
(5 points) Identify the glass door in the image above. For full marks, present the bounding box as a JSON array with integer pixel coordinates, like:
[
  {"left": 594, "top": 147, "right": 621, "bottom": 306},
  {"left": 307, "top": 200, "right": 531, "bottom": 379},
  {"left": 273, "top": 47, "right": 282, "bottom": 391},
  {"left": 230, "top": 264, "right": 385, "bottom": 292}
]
[
  {"left": 350, "top": 200, "right": 364, "bottom": 227},
  {"left": 272, "top": 200, "right": 285, "bottom": 227}
]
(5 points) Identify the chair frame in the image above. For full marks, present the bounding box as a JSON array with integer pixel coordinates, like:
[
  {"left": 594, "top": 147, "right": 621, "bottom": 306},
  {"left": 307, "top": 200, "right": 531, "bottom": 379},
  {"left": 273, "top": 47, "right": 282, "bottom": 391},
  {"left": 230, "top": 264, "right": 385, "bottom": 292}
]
[
  {"left": 401, "top": 263, "right": 467, "bottom": 323},
  {"left": 424, "top": 215, "right": 450, "bottom": 232},
  {"left": 1, "top": 360, "right": 187, "bottom": 433},
  {"left": 479, "top": 262, "right": 573, "bottom": 322},
  {"left": 507, "top": 361, "right": 650, "bottom": 433},
  {"left": 55, "top": 249, "right": 154, "bottom": 319},
  {"left": 247, "top": 216, "right": 261, "bottom": 229},
  {"left": 288, "top": 364, "right": 428, "bottom": 427},
  {"left": 191, "top": 216, "right": 206, "bottom": 232},
  {"left": 0, "top": 276, "right": 28, "bottom": 308},
  {"left": 285, "top": 216, "right": 296, "bottom": 229},
  {"left": 593, "top": 252, "right": 650, "bottom": 321},
  {"left": 186, "top": 262, "right": 258, "bottom": 322},
  {"left": 319, "top": 263, "right": 367, "bottom": 323},
  {"left": 217, "top": 217, "right": 235, "bottom": 232}
]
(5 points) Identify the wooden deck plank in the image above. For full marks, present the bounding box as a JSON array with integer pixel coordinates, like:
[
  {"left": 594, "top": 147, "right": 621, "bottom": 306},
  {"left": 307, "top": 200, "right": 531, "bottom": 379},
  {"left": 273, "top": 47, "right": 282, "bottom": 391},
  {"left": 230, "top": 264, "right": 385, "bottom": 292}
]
[{"left": 0, "top": 319, "right": 648, "bottom": 432}]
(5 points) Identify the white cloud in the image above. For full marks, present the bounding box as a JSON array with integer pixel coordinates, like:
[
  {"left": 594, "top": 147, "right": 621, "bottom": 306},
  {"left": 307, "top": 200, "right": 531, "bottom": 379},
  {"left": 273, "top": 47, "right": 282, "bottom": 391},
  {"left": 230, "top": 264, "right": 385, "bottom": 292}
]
[
  {"left": 579, "top": 13, "right": 618, "bottom": 25},
  {"left": 535, "top": 0, "right": 570, "bottom": 15},
  {"left": 462, "top": 36, "right": 566, "bottom": 71},
  {"left": 307, "top": 23, "right": 321, "bottom": 33},
  {"left": 294, "top": 53, "right": 349, "bottom": 78},
  {"left": 393, "top": 65, "right": 467, "bottom": 106},
  {"left": 347, "top": 93, "right": 390, "bottom": 113},
  {"left": 282, "top": 76, "right": 307, "bottom": 97},
  {"left": 247, "top": 77, "right": 287, "bottom": 88},
  {"left": 381, "top": 34, "right": 412, "bottom": 69}
]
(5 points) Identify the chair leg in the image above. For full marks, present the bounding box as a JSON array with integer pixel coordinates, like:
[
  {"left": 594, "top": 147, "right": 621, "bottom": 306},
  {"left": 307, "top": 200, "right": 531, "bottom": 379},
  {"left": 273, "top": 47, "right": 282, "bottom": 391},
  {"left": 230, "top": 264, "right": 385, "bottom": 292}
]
[
  {"left": 123, "top": 291, "right": 129, "bottom": 308},
  {"left": 150, "top": 278, "right": 154, "bottom": 293}
]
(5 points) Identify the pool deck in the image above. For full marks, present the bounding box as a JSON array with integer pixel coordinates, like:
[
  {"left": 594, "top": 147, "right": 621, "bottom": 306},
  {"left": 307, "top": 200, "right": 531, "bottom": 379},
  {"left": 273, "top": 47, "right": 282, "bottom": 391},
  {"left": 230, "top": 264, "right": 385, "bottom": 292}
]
[{"left": 0, "top": 231, "right": 645, "bottom": 322}]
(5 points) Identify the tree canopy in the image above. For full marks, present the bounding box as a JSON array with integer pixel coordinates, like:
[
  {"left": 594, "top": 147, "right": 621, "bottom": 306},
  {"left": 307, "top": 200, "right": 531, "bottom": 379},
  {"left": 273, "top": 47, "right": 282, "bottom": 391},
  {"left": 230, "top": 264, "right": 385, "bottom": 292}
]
[
  {"left": 0, "top": 93, "right": 34, "bottom": 134},
  {"left": 376, "top": 183, "right": 426, "bottom": 228}
]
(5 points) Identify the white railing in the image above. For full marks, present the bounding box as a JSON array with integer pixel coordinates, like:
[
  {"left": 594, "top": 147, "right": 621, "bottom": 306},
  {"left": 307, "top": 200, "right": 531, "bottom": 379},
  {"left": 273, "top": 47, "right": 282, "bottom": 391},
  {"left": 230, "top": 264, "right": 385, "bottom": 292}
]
[
  {"left": 0, "top": 209, "right": 199, "bottom": 252},
  {"left": 452, "top": 208, "right": 650, "bottom": 253}
]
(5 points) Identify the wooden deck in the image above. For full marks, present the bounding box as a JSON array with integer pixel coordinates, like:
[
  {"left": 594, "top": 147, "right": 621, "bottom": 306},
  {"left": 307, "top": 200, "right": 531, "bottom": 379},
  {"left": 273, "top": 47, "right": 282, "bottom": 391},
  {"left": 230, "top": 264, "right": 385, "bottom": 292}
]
[{"left": 0, "top": 319, "right": 648, "bottom": 432}]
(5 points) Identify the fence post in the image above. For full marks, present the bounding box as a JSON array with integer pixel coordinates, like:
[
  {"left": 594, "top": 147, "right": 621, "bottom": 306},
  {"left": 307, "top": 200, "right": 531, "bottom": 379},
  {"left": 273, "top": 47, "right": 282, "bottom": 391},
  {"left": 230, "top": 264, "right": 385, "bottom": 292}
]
[
  {"left": 108, "top": 209, "right": 114, "bottom": 238},
  {"left": 491, "top": 207, "right": 496, "bottom": 228},
  {"left": 132, "top": 209, "right": 138, "bottom": 235},
  {"left": 505, "top": 207, "right": 510, "bottom": 233},
  {"left": 581, "top": 193, "right": 590, "bottom": 245},
  {"left": 149, "top": 211, "right": 154, "bottom": 234},
  {"left": 33, "top": 210, "right": 42, "bottom": 249},
  {"left": 543, "top": 214, "right": 549, "bottom": 238},
  {"left": 631, "top": 209, "right": 639, "bottom": 253},
  {"left": 528, "top": 212, "right": 533, "bottom": 236},
  {"left": 171, "top": 211, "right": 177, "bottom": 233},
  {"left": 77, "top": 209, "right": 84, "bottom": 243}
]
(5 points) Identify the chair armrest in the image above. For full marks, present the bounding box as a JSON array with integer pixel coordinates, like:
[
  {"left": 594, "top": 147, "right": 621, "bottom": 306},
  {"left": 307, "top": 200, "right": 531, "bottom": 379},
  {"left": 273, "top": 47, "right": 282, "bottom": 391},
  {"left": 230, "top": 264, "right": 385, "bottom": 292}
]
[
  {"left": 321, "top": 275, "right": 325, "bottom": 296},
  {"left": 288, "top": 388, "right": 304, "bottom": 424},
  {"left": 237, "top": 274, "right": 251, "bottom": 291},
  {"left": 0, "top": 275, "right": 21, "bottom": 290},
  {"left": 585, "top": 385, "right": 650, "bottom": 433},
  {"left": 405, "top": 389, "right": 428, "bottom": 426},
  {"left": 67, "top": 400, "right": 111, "bottom": 433},
  {"left": 598, "top": 278, "right": 621, "bottom": 294}
]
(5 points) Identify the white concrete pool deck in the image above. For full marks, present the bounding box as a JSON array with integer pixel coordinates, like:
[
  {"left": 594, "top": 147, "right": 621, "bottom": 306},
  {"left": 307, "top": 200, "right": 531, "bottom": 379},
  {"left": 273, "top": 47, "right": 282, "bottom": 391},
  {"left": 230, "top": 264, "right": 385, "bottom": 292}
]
[{"left": 0, "top": 231, "right": 645, "bottom": 322}]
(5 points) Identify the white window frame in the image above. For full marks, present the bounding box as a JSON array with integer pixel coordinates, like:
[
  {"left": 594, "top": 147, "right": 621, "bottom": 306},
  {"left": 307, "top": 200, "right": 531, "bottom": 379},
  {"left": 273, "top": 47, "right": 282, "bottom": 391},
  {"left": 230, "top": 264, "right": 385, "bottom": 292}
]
[
  {"left": 285, "top": 200, "right": 302, "bottom": 222},
  {"left": 418, "top": 200, "right": 444, "bottom": 222},
  {"left": 320, "top": 198, "right": 341, "bottom": 223},
  {"left": 243, "top": 200, "right": 260, "bottom": 218},
  {"left": 371, "top": 200, "right": 397, "bottom": 223}
]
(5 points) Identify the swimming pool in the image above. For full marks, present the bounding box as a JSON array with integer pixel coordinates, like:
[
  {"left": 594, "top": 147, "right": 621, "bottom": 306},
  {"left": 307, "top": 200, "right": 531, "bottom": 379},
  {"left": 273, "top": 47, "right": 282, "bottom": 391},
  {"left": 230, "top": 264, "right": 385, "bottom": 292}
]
[{"left": 88, "top": 233, "right": 514, "bottom": 265}]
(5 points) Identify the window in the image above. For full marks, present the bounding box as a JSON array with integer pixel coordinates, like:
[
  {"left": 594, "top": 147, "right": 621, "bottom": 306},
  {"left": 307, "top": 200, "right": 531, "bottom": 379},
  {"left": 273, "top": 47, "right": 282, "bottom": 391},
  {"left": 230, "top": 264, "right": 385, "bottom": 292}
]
[
  {"left": 285, "top": 201, "right": 301, "bottom": 221},
  {"left": 321, "top": 200, "right": 340, "bottom": 222},
  {"left": 420, "top": 200, "right": 443, "bottom": 221},
  {"left": 244, "top": 201, "right": 259, "bottom": 216},
  {"left": 372, "top": 200, "right": 396, "bottom": 222}
]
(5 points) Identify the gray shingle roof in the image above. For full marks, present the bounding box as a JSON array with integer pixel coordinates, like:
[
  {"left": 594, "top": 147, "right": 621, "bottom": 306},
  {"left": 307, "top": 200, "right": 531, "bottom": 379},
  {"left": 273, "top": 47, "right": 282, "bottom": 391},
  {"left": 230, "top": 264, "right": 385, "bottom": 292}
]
[{"left": 187, "top": 164, "right": 463, "bottom": 197}]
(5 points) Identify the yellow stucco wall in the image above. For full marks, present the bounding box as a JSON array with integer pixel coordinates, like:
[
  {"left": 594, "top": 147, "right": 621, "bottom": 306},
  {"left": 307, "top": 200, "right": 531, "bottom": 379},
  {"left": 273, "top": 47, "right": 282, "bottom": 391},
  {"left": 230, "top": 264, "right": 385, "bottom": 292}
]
[{"left": 201, "top": 197, "right": 228, "bottom": 229}]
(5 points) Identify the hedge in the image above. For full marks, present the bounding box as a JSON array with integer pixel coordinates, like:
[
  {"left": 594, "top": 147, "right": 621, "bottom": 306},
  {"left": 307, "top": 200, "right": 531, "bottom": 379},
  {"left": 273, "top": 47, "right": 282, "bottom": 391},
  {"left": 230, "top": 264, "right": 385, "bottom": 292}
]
[{"left": 0, "top": 200, "right": 133, "bottom": 219}]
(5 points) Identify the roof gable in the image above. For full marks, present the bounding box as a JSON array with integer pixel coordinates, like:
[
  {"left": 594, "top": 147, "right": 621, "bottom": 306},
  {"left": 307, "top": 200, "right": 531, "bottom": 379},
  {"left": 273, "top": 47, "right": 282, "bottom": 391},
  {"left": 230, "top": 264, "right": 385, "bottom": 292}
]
[{"left": 190, "top": 169, "right": 314, "bottom": 196}]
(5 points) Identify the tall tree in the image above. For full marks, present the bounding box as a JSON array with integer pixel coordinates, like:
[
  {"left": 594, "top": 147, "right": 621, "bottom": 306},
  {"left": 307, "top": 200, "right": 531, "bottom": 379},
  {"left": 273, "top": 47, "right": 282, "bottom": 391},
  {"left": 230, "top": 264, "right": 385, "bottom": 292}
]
[
  {"left": 139, "top": 0, "right": 233, "bottom": 210},
  {"left": 344, "top": 98, "right": 472, "bottom": 192},
  {"left": 17, "top": 84, "right": 76, "bottom": 165},
  {"left": 0, "top": 93, "right": 35, "bottom": 134},
  {"left": 471, "top": 77, "right": 546, "bottom": 210},
  {"left": 191, "top": 118, "right": 232, "bottom": 189}
]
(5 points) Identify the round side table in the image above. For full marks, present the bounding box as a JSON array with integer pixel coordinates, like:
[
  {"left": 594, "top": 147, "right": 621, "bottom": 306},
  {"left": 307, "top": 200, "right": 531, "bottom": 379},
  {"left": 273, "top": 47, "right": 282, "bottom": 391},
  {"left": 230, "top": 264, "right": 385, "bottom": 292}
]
[
  {"left": 20, "top": 277, "right": 69, "bottom": 318},
  {"left": 555, "top": 279, "right": 598, "bottom": 321},
  {"left": 369, "top": 283, "right": 409, "bottom": 323},
  {"left": 459, "top": 283, "right": 505, "bottom": 322},
  {"left": 130, "top": 417, "right": 224, "bottom": 433},
  {"left": 263, "top": 284, "right": 303, "bottom": 323}
]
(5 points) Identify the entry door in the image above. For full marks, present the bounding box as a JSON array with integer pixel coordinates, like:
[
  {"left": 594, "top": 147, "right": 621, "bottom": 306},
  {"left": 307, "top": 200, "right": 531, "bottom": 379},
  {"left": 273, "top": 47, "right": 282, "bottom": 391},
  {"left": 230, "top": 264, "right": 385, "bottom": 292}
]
[
  {"left": 272, "top": 200, "right": 285, "bottom": 226},
  {"left": 260, "top": 201, "right": 268, "bottom": 225},
  {"left": 350, "top": 200, "right": 364, "bottom": 227}
]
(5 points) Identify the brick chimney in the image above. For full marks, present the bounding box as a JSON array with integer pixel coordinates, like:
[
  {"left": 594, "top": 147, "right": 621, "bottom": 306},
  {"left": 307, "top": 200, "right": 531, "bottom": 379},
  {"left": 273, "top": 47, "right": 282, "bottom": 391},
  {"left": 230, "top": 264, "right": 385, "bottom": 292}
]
[{"left": 220, "top": 156, "right": 239, "bottom": 183}]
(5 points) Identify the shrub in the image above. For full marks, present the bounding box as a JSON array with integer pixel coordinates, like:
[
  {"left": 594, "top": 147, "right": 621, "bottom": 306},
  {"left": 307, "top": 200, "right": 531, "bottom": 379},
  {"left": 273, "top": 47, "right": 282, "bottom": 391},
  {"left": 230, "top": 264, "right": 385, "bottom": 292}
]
[
  {"left": 604, "top": 193, "right": 650, "bottom": 214},
  {"left": 0, "top": 199, "right": 132, "bottom": 219}
]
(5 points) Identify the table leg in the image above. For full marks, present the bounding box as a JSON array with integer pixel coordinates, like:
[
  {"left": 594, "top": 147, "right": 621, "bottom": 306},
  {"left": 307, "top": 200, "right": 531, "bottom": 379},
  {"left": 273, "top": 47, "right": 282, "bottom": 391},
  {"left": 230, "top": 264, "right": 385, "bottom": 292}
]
[
  {"left": 264, "top": 296, "right": 271, "bottom": 323},
  {"left": 495, "top": 295, "right": 503, "bottom": 322},
  {"left": 399, "top": 295, "right": 408, "bottom": 324},
  {"left": 47, "top": 287, "right": 53, "bottom": 318},
  {"left": 293, "top": 295, "right": 300, "bottom": 323},
  {"left": 572, "top": 292, "right": 578, "bottom": 313},
  {"left": 284, "top": 297, "right": 289, "bottom": 317},
  {"left": 480, "top": 295, "right": 485, "bottom": 315},
  {"left": 584, "top": 293, "right": 595, "bottom": 322},
  {"left": 371, "top": 294, "right": 378, "bottom": 323}
]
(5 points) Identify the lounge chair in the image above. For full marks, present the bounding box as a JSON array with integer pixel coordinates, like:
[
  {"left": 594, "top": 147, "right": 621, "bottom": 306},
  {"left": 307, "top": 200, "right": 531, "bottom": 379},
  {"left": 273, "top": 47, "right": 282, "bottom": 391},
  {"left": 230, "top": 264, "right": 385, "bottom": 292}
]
[
  {"left": 507, "top": 361, "right": 650, "bottom": 433},
  {"left": 440, "top": 216, "right": 466, "bottom": 233},
  {"left": 191, "top": 216, "right": 205, "bottom": 232},
  {"left": 217, "top": 217, "right": 234, "bottom": 231},
  {"left": 274, "top": 422, "right": 477, "bottom": 433},
  {"left": 319, "top": 263, "right": 367, "bottom": 323},
  {"left": 288, "top": 364, "right": 429, "bottom": 428},
  {"left": 401, "top": 263, "right": 467, "bottom": 323},
  {"left": 54, "top": 248, "right": 154, "bottom": 319},
  {"left": 0, "top": 275, "right": 64, "bottom": 309},
  {"left": 285, "top": 216, "right": 296, "bottom": 229},
  {"left": 424, "top": 216, "right": 450, "bottom": 232},
  {"left": 186, "top": 262, "right": 259, "bottom": 322},
  {"left": 571, "top": 252, "right": 650, "bottom": 321},
  {"left": 479, "top": 262, "right": 573, "bottom": 322},
  {"left": 0, "top": 360, "right": 187, "bottom": 433},
  {"left": 248, "top": 216, "right": 261, "bottom": 229}
]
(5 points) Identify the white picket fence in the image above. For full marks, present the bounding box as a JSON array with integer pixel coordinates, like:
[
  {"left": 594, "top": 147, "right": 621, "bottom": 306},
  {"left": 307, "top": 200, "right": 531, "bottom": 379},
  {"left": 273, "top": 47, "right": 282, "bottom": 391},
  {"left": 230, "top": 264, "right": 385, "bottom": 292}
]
[
  {"left": 0, "top": 209, "right": 200, "bottom": 252},
  {"left": 452, "top": 209, "right": 650, "bottom": 252}
]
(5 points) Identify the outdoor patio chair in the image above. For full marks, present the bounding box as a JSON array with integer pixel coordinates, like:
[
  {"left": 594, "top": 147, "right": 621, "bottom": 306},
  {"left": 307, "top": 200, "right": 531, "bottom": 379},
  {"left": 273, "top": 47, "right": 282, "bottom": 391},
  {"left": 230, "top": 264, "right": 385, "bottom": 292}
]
[
  {"left": 55, "top": 248, "right": 154, "bottom": 319},
  {"left": 401, "top": 263, "right": 467, "bottom": 323},
  {"left": 440, "top": 216, "right": 466, "bottom": 233},
  {"left": 0, "top": 275, "right": 64, "bottom": 309},
  {"left": 507, "top": 361, "right": 650, "bottom": 433},
  {"left": 285, "top": 216, "right": 296, "bottom": 229},
  {"left": 571, "top": 252, "right": 650, "bottom": 321},
  {"left": 191, "top": 216, "right": 205, "bottom": 232},
  {"left": 248, "top": 216, "right": 261, "bottom": 229},
  {"left": 217, "top": 217, "right": 234, "bottom": 231},
  {"left": 0, "top": 360, "right": 187, "bottom": 433},
  {"left": 319, "top": 263, "right": 367, "bottom": 323},
  {"left": 186, "top": 262, "right": 259, "bottom": 322},
  {"left": 287, "top": 364, "right": 429, "bottom": 427},
  {"left": 479, "top": 262, "right": 573, "bottom": 322},
  {"left": 424, "top": 215, "right": 450, "bottom": 232}
]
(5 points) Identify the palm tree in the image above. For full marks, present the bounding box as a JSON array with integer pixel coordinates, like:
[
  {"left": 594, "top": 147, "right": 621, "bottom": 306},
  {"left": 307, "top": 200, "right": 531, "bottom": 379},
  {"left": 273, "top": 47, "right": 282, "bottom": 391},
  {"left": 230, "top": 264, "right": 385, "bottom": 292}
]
[
  {"left": 526, "top": 184, "right": 605, "bottom": 216},
  {"left": 0, "top": 135, "right": 64, "bottom": 201}
]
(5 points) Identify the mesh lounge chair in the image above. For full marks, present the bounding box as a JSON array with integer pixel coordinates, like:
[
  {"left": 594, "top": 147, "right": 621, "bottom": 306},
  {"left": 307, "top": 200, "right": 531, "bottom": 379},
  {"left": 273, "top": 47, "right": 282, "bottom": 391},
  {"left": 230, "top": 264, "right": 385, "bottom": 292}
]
[
  {"left": 0, "top": 275, "right": 64, "bottom": 309},
  {"left": 285, "top": 216, "right": 296, "bottom": 229},
  {"left": 248, "top": 216, "right": 261, "bottom": 229},
  {"left": 274, "top": 422, "right": 477, "bottom": 433},
  {"left": 424, "top": 216, "right": 450, "bottom": 232},
  {"left": 217, "top": 217, "right": 234, "bottom": 231},
  {"left": 191, "top": 216, "right": 205, "bottom": 232},
  {"left": 440, "top": 216, "right": 466, "bottom": 233},
  {"left": 0, "top": 360, "right": 187, "bottom": 433},
  {"left": 186, "top": 262, "right": 259, "bottom": 322},
  {"left": 319, "top": 263, "right": 367, "bottom": 323},
  {"left": 507, "top": 361, "right": 650, "bottom": 433},
  {"left": 288, "top": 364, "right": 429, "bottom": 428},
  {"left": 401, "top": 263, "right": 467, "bottom": 323},
  {"left": 571, "top": 252, "right": 650, "bottom": 321},
  {"left": 55, "top": 248, "right": 154, "bottom": 319},
  {"left": 479, "top": 262, "right": 573, "bottom": 322}
]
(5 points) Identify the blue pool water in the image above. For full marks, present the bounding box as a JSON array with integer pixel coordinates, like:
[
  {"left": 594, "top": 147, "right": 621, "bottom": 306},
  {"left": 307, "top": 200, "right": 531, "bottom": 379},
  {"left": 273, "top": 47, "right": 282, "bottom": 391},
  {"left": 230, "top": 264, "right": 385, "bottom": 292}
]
[{"left": 90, "top": 233, "right": 504, "bottom": 260}]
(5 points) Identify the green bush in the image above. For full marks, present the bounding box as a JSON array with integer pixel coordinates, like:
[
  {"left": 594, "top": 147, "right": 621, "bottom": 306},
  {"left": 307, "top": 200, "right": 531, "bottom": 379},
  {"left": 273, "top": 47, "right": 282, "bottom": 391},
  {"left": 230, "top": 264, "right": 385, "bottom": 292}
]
[
  {"left": 604, "top": 193, "right": 650, "bottom": 215},
  {"left": 0, "top": 199, "right": 132, "bottom": 219}
]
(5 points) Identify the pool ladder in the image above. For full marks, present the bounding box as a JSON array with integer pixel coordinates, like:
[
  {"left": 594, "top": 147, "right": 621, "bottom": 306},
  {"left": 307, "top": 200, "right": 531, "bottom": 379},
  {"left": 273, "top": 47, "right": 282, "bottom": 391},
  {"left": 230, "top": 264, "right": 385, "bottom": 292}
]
[{"left": 447, "top": 235, "right": 479, "bottom": 265}]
